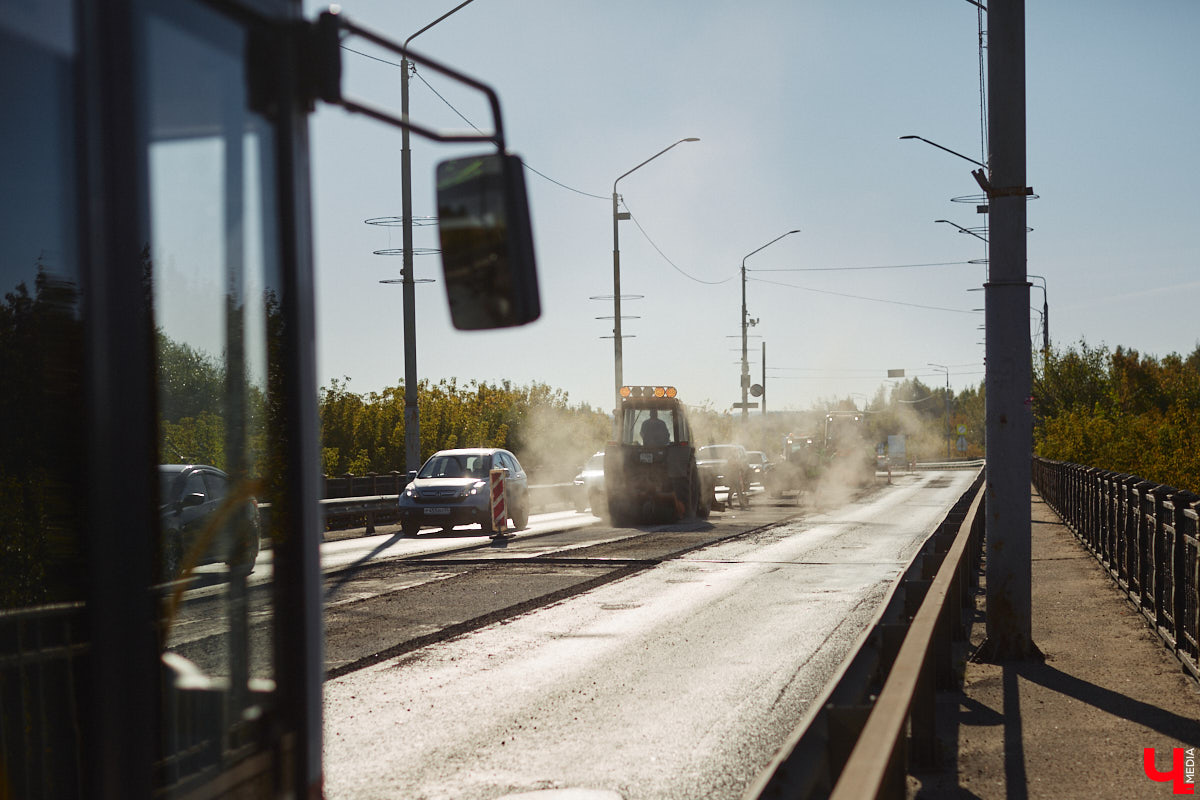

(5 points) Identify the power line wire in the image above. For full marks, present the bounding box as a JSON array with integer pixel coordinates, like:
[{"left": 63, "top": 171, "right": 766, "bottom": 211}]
[
  {"left": 411, "top": 65, "right": 486, "bottom": 134},
  {"left": 340, "top": 46, "right": 607, "bottom": 199},
  {"left": 770, "top": 366, "right": 912, "bottom": 374},
  {"left": 340, "top": 44, "right": 403, "bottom": 69},
  {"left": 410, "top": 66, "right": 604, "bottom": 201},
  {"left": 341, "top": 44, "right": 609, "bottom": 201},
  {"left": 748, "top": 276, "right": 980, "bottom": 314},
  {"left": 749, "top": 261, "right": 972, "bottom": 272},
  {"left": 621, "top": 199, "right": 737, "bottom": 286},
  {"left": 409, "top": 65, "right": 608, "bottom": 200},
  {"left": 522, "top": 162, "right": 608, "bottom": 200}
]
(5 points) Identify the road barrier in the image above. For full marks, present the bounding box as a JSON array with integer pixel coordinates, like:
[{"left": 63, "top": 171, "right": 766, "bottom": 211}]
[
  {"left": 746, "top": 468, "right": 985, "bottom": 800},
  {"left": 489, "top": 468, "right": 507, "bottom": 534},
  {"left": 1032, "top": 457, "right": 1200, "bottom": 681},
  {"left": 309, "top": 482, "right": 578, "bottom": 536}
]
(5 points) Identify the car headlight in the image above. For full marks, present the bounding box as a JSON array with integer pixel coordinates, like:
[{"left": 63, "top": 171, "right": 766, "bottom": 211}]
[
  {"left": 465, "top": 480, "right": 487, "bottom": 497},
  {"left": 404, "top": 486, "right": 418, "bottom": 498}
]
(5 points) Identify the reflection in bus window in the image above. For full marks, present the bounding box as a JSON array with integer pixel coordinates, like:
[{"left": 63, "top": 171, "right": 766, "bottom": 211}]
[
  {"left": 144, "top": 3, "right": 282, "bottom": 794},
  {"left": 0, "top": 6, "right": 89, "bottom": 796}
]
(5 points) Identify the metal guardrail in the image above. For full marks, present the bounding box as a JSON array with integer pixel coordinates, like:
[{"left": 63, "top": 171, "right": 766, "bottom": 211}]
[
  {"left": 829, "top": 478, "right": 986, "bottom": 799},
  {"left": 1032, "top": 457, "right": 1200, "bottom": 680},
  {"left": 746, "top": 469, "right": 986, "bottom": 800},
  {"left": 0, "top": 602, "right": 88, "bottom": 799},
  {"left": 312, "top": 482, "right": 579, "bottom": 535},
  {"left": 910, "top": 458, "right": 986, "bottom": 471}
]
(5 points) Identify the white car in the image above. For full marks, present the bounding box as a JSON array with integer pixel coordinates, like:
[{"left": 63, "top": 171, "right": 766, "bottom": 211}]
[
  {"left": 572, "top": 452, "right": 606, "bottom": 513},
  {"left": 397, "top": 448, "right": 529, "bottom": 536}
]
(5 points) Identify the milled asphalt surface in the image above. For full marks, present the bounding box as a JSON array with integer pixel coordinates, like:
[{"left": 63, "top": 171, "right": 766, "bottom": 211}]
[{"left": 910, "top": 486, "right": 1200, "bottom": 799}]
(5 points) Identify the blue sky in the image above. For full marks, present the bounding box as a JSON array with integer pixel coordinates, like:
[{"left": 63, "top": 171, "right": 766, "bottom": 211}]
[{"left": 303, "top": 0, "right": 1199, "bottom": 414}]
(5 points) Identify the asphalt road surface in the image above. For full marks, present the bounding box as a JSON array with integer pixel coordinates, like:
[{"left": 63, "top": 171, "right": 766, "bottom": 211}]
[{"left": 321, "top": 469, "right": 979, "bottom": 800}]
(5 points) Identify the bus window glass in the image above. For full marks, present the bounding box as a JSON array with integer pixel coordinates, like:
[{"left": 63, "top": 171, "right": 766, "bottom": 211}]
[{"left": 143, "top": 2, "right": 283, "bottom": 792}]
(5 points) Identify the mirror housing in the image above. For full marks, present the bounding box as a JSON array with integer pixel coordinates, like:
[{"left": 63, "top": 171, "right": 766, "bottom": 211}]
[
  {"left": 436, "top": 153, "right": 540, "bottom": 330},
  {"left": 181, "top": 493, "right": 206, "bottom": 509}
]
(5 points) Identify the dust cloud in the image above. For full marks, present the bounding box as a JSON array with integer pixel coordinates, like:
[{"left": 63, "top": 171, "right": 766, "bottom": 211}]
[{"left": 511, "top": 403, "right": 610, "bottom": 483}]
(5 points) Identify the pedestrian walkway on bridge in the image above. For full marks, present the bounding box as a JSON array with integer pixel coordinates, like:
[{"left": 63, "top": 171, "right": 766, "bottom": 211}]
[{"left": 911, "top": 486, "right": 1200, "bottom": 799}]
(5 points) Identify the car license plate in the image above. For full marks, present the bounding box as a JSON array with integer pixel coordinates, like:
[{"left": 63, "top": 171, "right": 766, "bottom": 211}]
[
  {"left": 424, "top": 507, "right": 451, "bottom": 516},
  {"left": 640, "top": 452, "right": 654, "bottom": 463}
]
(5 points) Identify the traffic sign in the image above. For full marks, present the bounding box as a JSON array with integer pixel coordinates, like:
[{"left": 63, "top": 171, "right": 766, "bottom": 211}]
[
  {"left": 956, "top": 435, "right": 968, "bottom": 452},
  {"left": 750, "top": 383, "right": 764, "bottom": 398},
  {"left": 957, "top": 424, "right": 967, "bottom": 436}
]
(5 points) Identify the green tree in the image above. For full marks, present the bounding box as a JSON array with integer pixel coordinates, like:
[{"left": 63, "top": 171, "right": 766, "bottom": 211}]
[
  {"left": 1034, "top": 340, "right": 1200, "bottom": 491},
  {"left": 0, "top": 269, "right": 86, "bottom": 605}
]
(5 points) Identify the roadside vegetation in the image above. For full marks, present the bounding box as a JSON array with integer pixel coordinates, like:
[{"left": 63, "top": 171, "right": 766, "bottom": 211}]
[
  {"left": 318, "top": 377, "right": 610, "bottom": 480},
  {"left": 1034, "top": 342, "right": 1200, "bottom": 492},
  {"left": 152, "top": 317, "right": 1200, "bottom": 493}
]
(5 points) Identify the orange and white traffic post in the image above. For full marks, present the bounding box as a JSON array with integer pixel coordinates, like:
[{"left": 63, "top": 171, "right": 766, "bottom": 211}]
[{"left": 489, "top": 468, "right": 507, "bottom": 536}]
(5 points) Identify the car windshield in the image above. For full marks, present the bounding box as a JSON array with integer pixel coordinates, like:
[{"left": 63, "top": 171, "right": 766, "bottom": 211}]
[{"left": 419, "top": 453, "right": 487, "bottom": 479}]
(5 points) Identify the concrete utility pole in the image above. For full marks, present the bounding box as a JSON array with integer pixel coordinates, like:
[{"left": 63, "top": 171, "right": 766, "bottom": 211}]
[
  {"left": 928, "top": 363, "right": 951, "bottom": 459},
  {"left": 740, "top": 230, "right": 799, "bottom": 421},
  {"left": 761, "top": 342, "right": 769, "bottom": 454},
  {"left": 1029, "top": 273, "right": 1050, "bottom": 362},
  {"left": 399, "top": 0, "right": 480, "bottom": 473},
  {"left": 610, "top": 138, "right": 699, "bottom": 418},
  {"left": 983, "top": 0, "right": 1038, "bottom": 659},
  {"left": 399, "top": 57, "right": 420, "bottom": 474}
]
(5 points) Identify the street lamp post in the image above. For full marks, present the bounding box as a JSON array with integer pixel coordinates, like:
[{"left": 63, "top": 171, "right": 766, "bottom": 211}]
[
  {"left": 928, "top": 362, "right": 951, "bottom": 459},
  {"left": 740, "top": 230, "right": 800, "bottom": 421},
  {"left": 1029, "top": 273, "right": 1049, "bottom": 359},
  {"left": 611, "top": 138, "right": 699, "bottom": 416},
  {"left": 399, "top": 0, "right": 481, "bottom": 472}
]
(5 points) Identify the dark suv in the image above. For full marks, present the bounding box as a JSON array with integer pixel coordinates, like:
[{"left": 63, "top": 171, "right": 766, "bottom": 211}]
[
  {"left": 695, "top": 444, "right": 753, "bottom": 507},
  {"left": 159, "top": 464, "right": 261, "bottom": 580}
]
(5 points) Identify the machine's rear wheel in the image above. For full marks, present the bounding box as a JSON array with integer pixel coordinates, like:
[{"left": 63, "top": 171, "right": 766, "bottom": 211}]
[
  {"left": 671, "top": 476, "right": 692, "bottom": 522},
  {"left": 608, "top": 498, "right": 631, "bottom": 527}
]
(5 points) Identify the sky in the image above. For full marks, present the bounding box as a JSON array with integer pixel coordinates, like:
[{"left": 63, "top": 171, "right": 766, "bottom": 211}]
[{"left": 301, "top": 0, "right": 1199, "bottom": 416}]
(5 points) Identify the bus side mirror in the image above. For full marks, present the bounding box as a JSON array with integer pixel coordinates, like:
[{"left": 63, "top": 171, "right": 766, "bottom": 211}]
[{"left": 436, "top": 153, "right": 540, "bottom": 330}]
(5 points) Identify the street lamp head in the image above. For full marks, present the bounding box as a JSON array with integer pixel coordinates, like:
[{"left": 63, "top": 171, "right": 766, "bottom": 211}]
[
  {"left": 899, "top": 135, "right": 988, "bottom": 170},
  {"left": 615, "top": 137, "right": 701, "bottom": 190}
]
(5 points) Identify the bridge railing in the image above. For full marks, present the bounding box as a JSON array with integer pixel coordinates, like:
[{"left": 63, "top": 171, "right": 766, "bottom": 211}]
[
  {"left": 259, "top": 482, "right": 581, "bottom": 537},
  {"left": 746, "top": 469, "right": 986, "bottom": 800},
  {"left": 1032, "top": 456, "right": 1200, "bottom": 680}
]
